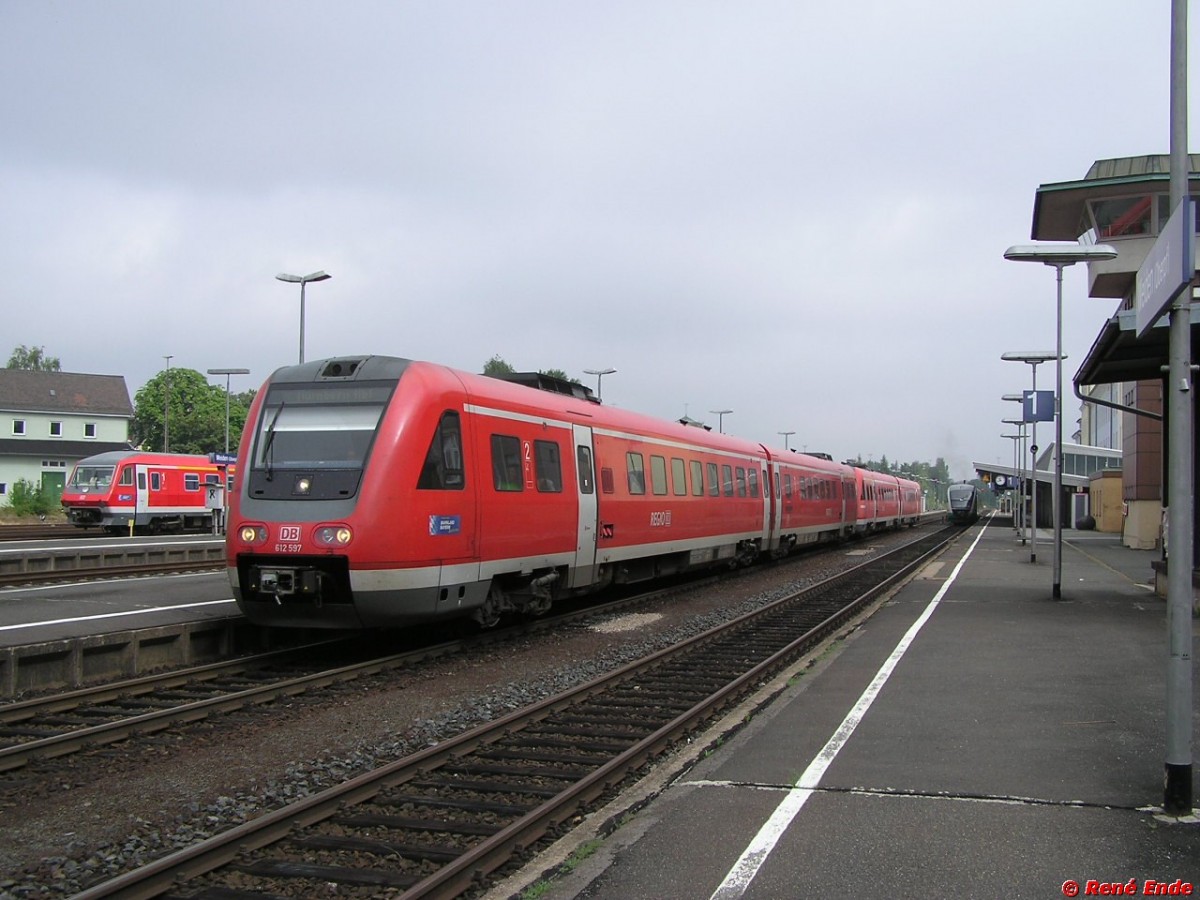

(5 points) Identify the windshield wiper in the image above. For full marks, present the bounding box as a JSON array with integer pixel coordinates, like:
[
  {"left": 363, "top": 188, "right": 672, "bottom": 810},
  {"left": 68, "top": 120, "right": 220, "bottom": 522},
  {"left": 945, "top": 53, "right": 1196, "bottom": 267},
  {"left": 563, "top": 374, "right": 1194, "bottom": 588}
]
[{"left": 262, "top": 402, "right": 285, "bottom": 482}]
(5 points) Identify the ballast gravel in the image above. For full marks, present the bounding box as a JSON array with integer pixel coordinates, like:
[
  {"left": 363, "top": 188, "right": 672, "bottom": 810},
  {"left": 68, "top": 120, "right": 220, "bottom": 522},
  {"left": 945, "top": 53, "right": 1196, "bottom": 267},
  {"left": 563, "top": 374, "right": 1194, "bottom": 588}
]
[{"left": 0, "top": 530, "right": 921, "bottom": 898}]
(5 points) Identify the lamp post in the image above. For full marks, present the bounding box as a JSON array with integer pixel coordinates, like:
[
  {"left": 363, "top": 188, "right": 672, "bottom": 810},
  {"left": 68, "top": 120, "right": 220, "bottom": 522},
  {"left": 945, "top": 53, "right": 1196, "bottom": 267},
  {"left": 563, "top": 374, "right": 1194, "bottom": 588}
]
[
  {"left": 1001, "top": 432, "right": 1022, "bottom": 519},
  {"left": 710, "top": 409, "right": 733, "bottom": 434},
  {"left": 778, "top": 430, "right": 795, "bottom": 450},
  {"left": 1002, "top": 352, "right": 1057, "bottom": 565},
  {"left": 162, "top": 355, "right": 173, "bottom": 453},
  {"left": 207, "top": 368, "right": 251, "bottom": 454},
  {"left": 1004, "top": 243, "right": 1118, "bottom": 598},
  {"left": 1002, "top": 416, "right": 1027, "bottom": 536},
  {"left": 276, "top": 270, "right": 332, "bottom": 364},
  {"left": 583, "top": 367, "right": 616, "bottom": 401}
]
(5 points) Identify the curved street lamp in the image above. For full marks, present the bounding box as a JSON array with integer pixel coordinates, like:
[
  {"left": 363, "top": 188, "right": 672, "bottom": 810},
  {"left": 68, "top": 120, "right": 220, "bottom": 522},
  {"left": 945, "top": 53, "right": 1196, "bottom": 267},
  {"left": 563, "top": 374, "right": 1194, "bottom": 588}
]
[
  {"left": 276, "top": 270, "right": 332, "bottom": 364},
  {"left": 583, "top": 367, "right": 615, "bottom": 401},
  {"left": 1004, "top": 242, "right": 1118, "bottom": 599}
]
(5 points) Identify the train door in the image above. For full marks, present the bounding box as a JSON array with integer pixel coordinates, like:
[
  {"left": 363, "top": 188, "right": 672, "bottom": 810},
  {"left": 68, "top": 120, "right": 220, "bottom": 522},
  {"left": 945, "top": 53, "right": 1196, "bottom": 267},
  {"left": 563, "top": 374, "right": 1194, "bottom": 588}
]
[
  {"left": 765, "top": 461, "right": 781, "bottom": 552},
  {"left": 134, "top": 465, "right": 150, "bottom": 526},
  {"left": 569, "top": 424, "right": 599, "bottom": 589}
]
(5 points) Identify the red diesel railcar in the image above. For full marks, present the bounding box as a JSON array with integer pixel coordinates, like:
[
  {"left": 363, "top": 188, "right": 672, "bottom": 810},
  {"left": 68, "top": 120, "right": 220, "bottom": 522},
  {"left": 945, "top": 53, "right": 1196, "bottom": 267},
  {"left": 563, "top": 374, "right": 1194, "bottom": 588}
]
[
  {"left": 226, "top": 355, "right": 920, "bottom": 630},
  {"left": 61, "top": 450, "right": 232, "bottom": 533}
]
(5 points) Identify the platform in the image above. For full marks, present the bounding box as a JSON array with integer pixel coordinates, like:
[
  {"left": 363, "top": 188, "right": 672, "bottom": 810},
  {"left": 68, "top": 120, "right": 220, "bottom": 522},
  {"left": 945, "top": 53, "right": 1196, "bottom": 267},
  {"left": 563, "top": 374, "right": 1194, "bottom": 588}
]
[{"left": 488, "top": 520, "right": 1200, "bottom": 899}]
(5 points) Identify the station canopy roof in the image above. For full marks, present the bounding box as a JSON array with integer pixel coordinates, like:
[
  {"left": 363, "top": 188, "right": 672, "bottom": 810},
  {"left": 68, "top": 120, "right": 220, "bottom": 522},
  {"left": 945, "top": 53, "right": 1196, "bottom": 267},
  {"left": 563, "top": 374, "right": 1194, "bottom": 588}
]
[{"left": 1030, "top": 155, "right": 1200, "bottom": 387}]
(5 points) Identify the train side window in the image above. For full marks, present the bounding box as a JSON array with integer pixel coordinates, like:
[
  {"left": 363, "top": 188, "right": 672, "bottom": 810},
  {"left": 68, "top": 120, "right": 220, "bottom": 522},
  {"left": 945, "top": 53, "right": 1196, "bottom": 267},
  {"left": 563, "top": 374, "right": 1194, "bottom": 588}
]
[
  {"left": 119, "top": 467, "right": 134, "bottom": 486},
  {"left": 491, "top": 434, "right": 523, "bottom": 491},
  {"left": 706, "top": 462, "right": 719, "bottom": 497},
  {"left": 418, "top": 411, "right": 465, "bottom": 490},
  {"left": 735, "top": 467, "right": 747, "bottom": 497},
  {"left": 626, "top": 452, "right": 646, "bottom": 495},
  {"left": 748, "top": 469, "right": 759, "bottom": 498},
  {"left": 671, "top": 458, "right": 687, "bottom": 496},
  {"left": 151, "top": 472, "right": 162, "bottom": 491},
  {"left": 650, "top": 455, "right": 668, "bottom": 496},
  {"left": 601, "top": 467, "right": 615, "bottom": 494},
  {"left": 534, "top": 440, "right": 562, "bottom": 492},
  {"left": 721, "top": 464, "right": 734, "bottom": 497},
  {"left": 576, "top": 446, "right": 594, "bottom": 494},
  {"left": 185, "top": 473, "right": 201, "bottom": 491},
  {"left": 690, "top": 460, "right": 703, "bottom": 496},
  {"left": 784, "top": 473, "right": 792, "bottom": 498}
]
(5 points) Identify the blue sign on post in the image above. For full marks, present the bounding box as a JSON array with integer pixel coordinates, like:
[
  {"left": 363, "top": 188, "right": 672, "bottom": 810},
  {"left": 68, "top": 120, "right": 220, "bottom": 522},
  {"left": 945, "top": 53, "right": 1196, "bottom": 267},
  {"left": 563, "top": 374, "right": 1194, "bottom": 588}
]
[
  {"left": 1023, "top": 390, "right": 1055, "bottom": 423},
  {"left": 1135, "top": 196, "right": 1194, "bottom": 338}
]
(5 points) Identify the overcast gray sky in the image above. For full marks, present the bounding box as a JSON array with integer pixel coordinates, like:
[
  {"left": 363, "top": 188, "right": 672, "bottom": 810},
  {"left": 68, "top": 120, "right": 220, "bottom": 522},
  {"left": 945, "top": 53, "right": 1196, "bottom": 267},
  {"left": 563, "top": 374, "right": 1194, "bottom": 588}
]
[{"left": 1, "top": 2, "right": 1189, "bottom": 478}]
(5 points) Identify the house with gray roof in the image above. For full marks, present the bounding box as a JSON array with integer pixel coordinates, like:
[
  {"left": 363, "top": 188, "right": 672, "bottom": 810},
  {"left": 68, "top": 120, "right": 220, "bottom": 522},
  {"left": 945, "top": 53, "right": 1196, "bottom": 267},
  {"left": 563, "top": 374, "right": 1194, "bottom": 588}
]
[{"left": 0, "top": 369, "right": 134, "bottom": 508}]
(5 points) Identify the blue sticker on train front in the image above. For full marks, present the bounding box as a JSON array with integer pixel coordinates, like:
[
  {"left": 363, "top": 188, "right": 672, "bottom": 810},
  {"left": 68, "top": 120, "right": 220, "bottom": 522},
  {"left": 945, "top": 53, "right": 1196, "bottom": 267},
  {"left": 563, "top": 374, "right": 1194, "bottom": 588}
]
[{"left": 429, "top": 515, "right": 461, "bottom": 536}]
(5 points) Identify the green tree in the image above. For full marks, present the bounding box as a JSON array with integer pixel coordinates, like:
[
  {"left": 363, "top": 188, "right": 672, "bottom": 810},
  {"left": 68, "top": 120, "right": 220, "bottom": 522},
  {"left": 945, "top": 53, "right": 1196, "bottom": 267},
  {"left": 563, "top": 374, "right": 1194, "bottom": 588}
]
[
  {"left": 7, "top": 345, "right": 61, "bottom": 371},
  {"left": 131, "top": 367, "right": 249, "bottom": 455},
  {"left": 482, "top": 355, "right": 515, "bottom": 376}
]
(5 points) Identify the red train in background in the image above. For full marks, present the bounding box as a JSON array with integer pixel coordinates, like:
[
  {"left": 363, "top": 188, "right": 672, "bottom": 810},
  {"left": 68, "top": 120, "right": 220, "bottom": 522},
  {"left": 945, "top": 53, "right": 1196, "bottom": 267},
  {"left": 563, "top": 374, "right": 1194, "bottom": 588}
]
[
  {"left": 61, "top": 450, "right": 233, "bottom": 533},
  {"left": 227, "top": 355, "right": 921, "bottom": 631}
]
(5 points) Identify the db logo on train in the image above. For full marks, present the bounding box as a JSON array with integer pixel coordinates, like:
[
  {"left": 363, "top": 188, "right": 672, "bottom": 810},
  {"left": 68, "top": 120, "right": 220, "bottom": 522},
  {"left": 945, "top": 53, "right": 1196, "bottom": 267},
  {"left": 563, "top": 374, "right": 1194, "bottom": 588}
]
[{"left": 279, "top": 526, "right": 302, "bottom": 541}]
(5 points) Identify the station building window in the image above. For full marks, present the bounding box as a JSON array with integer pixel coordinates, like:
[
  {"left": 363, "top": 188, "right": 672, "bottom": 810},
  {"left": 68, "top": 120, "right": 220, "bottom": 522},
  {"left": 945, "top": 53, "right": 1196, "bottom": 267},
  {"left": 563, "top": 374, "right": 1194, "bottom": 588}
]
[
  {"left": 1089, "top": 195, "right": 1153, "bottom": 238},
  {"left": 12, "top": 420, "right": 25, "bottom": 436},
  {"left": 84, "top": 423, "right": 97, "bottom": 438},
  {"left": 49, "top": 421, "right": 62, "bottom": 437}
]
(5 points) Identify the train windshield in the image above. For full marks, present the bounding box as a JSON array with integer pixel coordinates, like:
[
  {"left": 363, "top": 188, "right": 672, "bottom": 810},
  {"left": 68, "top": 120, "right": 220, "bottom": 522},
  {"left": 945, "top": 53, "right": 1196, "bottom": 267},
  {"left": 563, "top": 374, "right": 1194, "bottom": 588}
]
[
  {"left": 948, "top": 485, "right": 974, "bottom": 504},
  {"left": 252, "top": 382, "right": 393, "bottom": 472},
  {"left": 68, "top": 465, "right": 115, "bottom": 489}
]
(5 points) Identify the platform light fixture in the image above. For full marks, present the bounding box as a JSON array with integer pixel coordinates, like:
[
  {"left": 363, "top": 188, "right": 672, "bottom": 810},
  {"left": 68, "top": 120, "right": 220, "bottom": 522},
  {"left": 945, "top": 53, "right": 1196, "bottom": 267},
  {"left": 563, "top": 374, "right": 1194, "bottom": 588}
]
[
  {"left": 207, "top": 368, "right": 252, "bottom": 453},
  {"left": 583, "top": 367, "right": 616, "bottom": 401},
  {"left": 1004, "top": 242, "right": 1118, "bottom": 599},
  {"left": 1001, "top": 351, "right": 1058, "bottom": 567},
  {"left": 1001, "top": 417, "right": 1028, "bottom": 542},
  {"left": 276, "top": 270, "right": 332, "bottom": 364},
  {"left": 778, "top": 430, "right": 795, "bottom": 450},
  {"left": 710, "top": 409, "right": 733, "bottom": 434}
]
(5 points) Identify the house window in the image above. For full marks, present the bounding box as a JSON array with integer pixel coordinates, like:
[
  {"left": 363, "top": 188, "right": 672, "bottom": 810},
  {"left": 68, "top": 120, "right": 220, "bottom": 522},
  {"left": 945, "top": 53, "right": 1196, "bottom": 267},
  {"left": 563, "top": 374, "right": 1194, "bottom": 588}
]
[
  {"left": 0, "top": 483, "right": 6, "bottom": 495},
  {"left": 13, "top": 420, "right": 25, "bottom": 436},
  {"left": 49, "top": 421, "right": 62, "bottom": 437},
  {"left": 85, "top": 423, "right": 97, "bottom": 439}
]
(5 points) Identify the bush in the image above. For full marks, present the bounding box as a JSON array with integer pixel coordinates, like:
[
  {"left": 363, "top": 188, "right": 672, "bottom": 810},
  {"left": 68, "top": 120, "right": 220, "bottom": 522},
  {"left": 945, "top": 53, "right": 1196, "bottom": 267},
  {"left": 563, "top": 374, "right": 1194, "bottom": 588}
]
[{"left": 5, "top": 478, "right": 53, "bottom": 518}]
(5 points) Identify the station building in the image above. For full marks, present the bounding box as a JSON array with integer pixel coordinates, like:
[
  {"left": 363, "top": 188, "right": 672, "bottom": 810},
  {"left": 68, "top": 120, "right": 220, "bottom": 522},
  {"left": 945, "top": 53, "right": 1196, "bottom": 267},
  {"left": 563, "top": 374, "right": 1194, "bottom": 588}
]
[
  {"left": 0, "top": 369, "right": 134, "bottom": 509},
  {"left": 975, "top": 155, "right": 1198, "bottom": 579}
]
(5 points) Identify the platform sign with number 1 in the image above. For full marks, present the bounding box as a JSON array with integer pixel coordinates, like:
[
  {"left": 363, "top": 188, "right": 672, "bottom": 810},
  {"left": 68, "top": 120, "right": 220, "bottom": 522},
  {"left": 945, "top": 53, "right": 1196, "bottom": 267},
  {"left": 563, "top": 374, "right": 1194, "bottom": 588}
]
[{"left": 1023, "top": 390, "right": 1054, "bottom": 423}]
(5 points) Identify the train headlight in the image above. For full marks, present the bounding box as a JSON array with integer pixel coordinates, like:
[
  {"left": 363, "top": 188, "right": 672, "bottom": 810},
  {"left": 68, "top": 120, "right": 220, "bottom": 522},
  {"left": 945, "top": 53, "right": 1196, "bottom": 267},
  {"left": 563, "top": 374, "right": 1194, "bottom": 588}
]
[
  {"left": 314, "top": 524, "right": 352, "bottom": 547},
  {"left": 292, "top": 475, "right": 313, "bottom": 496},
  {"left": 239, "top": 524, "right": 268, "bottom": 545}
]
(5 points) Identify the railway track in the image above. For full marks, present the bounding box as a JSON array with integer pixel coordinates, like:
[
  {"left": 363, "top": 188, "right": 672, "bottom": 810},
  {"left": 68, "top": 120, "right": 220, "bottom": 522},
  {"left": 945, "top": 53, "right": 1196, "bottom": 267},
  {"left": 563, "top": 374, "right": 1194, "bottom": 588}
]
[
  {"left": 0, "top": 522, "right": 85, "bottom": 541},
  {"left": 0, "top": 557, "right": 223, "bottom": 586},
  {"left": 72, "top": 524, "right": 962, "bottom": 899},
  {"left": 0, "top": 568, "right": 727, "bottom": 774}
]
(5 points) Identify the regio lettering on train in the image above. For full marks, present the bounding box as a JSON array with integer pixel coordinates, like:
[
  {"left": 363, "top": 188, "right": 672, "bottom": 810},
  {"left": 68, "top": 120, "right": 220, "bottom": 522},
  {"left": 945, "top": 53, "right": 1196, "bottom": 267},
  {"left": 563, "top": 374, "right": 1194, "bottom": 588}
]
[{"left": 649, "top": 511, "right": 672, "bottom": 527}]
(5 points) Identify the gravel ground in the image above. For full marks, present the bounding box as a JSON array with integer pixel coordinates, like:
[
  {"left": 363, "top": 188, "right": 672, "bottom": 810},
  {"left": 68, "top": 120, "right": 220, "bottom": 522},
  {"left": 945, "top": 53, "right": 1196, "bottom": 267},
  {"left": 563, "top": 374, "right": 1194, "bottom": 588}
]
[{"left": 0, "top": 530, "right": 925, "bottom": 898}]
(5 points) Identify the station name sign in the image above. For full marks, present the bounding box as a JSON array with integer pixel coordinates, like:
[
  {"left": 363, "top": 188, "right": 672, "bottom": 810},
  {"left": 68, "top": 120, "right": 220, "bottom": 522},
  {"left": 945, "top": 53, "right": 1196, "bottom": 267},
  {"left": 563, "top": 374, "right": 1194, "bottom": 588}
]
[{"left": 1135, "top": 196, "right": 1194, "bottom": 338}]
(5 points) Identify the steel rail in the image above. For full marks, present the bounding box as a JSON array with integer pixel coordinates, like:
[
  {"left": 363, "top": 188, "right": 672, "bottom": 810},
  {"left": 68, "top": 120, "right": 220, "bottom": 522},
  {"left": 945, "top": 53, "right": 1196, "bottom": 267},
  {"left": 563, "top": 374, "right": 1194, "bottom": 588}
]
[{"left": 72, "top": 524, "right": 962, "bottom": 899}]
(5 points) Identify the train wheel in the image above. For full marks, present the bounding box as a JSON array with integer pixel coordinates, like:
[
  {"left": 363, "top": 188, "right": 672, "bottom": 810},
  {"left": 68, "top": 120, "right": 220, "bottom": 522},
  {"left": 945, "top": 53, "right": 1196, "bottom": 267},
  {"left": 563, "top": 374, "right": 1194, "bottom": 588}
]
[{"left": 472, "top": 584, "right": 503, "bottom": 629}]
